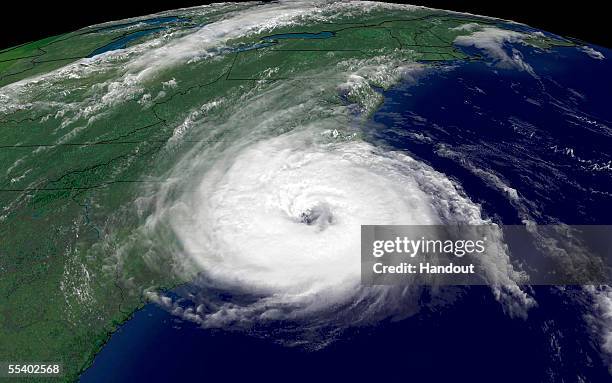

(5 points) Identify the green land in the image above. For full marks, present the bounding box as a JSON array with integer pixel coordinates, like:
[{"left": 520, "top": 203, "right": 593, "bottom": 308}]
[{"left": 0, "top": 4, "right": 572, "bottom": 381}]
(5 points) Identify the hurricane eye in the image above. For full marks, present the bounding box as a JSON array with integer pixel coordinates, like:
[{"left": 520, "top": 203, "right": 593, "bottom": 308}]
[{"left": 299, "top": 204, "right": 334, "bottom": 228}]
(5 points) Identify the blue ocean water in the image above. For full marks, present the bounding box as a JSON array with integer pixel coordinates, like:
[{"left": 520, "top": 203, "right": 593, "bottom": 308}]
[
  {"left": 79, "top": 288, "right": 609, "bottom": 382},
  {"left": 81, "top": 39, "right": 612, "bottom": 381},
  {"left": 367, "top": 43, "right": 612, "bottom": 225}
]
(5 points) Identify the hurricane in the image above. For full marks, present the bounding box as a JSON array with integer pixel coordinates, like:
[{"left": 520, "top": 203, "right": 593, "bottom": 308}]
[
  {"left": 138, "top": 69, "right": 533, "bottom": 339},
  {"left": 1, "top": 1, "right": 611, "bottom": 380}
]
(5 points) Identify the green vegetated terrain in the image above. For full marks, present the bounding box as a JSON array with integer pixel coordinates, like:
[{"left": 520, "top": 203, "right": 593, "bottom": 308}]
[{"left": 0, "top": 4, "right": 573, "bottom": 381}]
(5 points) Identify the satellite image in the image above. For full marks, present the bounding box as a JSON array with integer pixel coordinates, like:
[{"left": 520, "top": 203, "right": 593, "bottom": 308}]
[{"left": 0, "top": 1, "right": 610, "bottom": 382}]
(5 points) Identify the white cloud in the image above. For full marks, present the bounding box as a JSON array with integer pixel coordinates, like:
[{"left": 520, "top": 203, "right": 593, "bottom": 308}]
[
  {"left": 162, "top": 78, "right": 178, "bottom": 88},
  {"left": 454, "top": 27, "right": 537, "bottom": 76},
  {"left": 585, "top": 285, "right": 612, "bottom": 373},
  {"left": 451, "top": 22, "right": 481, "bottom": 32},
  {"left": 580, "top": 45, "right": 605, "bottom": 60}
]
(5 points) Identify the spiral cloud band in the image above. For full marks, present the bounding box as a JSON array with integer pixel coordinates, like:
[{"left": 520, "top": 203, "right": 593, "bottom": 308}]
[
  {"left": 104, "top": 1, "right": 539, "bottom": 338},
  {"left": 156, "top": 129, "right": 532, "bottom": 330}
]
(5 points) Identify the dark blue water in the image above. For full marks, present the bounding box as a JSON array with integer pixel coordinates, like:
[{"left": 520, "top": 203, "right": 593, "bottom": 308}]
[
  {"left": 88, "top": 28, "right": 165, "bottom": 57},
  {"left": 371, "top": 43, "right": 612, "bottom": 225},
  {"left": 92, "top": 16, "right": 182, "bottom": 32},
  {"left": 79, "top": 287, "right": 609, "bottom": 382},
  {"left": 88, "top": 27, "right": 334, "bottom": 57},
  {"left": 87, "top": 16, "right": 189, "bottom": 57},
  {"left": 81, "top": 38, "right": 612, "bottom": 382}
]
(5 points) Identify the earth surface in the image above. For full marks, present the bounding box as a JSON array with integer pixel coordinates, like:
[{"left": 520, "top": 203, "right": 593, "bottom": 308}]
[{"left": 0, "top": 1, "right": 611, "bottom": 382}]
